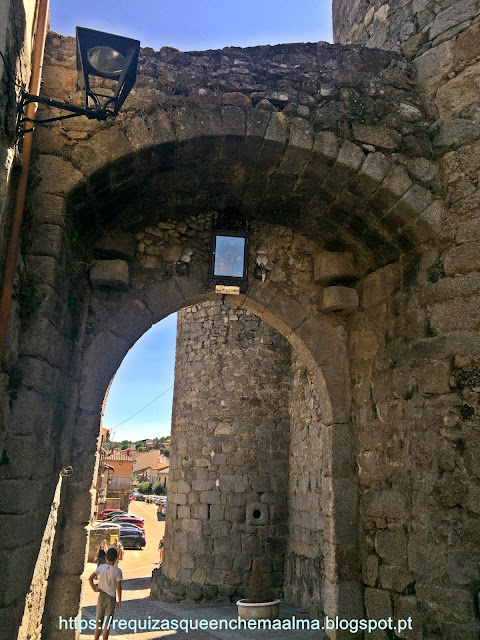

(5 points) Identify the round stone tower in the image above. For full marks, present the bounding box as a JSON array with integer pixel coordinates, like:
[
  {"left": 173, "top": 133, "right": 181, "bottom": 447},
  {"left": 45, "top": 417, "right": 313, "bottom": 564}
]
[{"left": 154, "top": 301, "right": 292, "bottom": 602}]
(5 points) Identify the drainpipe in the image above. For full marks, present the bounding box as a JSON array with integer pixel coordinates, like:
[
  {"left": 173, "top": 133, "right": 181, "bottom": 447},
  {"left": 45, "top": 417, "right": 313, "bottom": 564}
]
[{"left": 0, "top": 0, "right": 49, "bottom": 352}]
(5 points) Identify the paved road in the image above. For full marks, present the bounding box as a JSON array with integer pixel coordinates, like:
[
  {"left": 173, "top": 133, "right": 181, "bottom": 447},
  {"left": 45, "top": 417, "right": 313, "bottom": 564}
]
[{"left": 78, "top": 501, "right": 325, "bottom": 639}]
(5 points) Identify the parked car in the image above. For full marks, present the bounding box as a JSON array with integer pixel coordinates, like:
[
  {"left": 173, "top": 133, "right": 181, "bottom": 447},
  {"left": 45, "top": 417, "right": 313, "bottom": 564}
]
[
  {"left": 111, "top": 516, "right": 145, "bottom": 529},
  {"left": 118, "top": 526, "right": 146, "bottom": 550},
  {"left": 99, "top": 508, "right": 123, "bottom": 520},
  {"left": 102, "top": 511, "right": 127, "bottom": 521},
  {"left": 110, "top": 512, "right": 144, "bottom": 523},
  {"left": 92, "top": 521, "right": 121, "bottom": 530},
  {"left": 117, "top": 523, "right": 143, "bottom": 533}
]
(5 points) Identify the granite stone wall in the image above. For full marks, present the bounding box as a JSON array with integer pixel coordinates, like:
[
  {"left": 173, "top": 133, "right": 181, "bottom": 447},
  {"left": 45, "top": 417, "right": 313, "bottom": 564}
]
[
  {"left": 284, "top": 356, "right": 326, "bottom": 618},
  {"left": 348, "top": 254, "right": 480, "bottom": 639}
]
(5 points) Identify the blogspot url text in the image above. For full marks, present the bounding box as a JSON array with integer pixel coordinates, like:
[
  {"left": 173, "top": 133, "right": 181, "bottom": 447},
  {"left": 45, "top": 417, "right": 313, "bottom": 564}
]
[{"left": 60, "top": 614, "right": 413, "bottom": 634}]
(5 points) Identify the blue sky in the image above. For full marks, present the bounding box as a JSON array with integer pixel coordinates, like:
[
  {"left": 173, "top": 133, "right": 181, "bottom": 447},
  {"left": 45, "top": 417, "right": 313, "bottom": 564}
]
[
  {"left": 49, "top": 1, "right": 333, "bottom": 52},
  {"left": 103, "top": 314, "right": 177, "bottom": 442},
  {"left": 48, "top": 1, "right": 333, "bottom": 441}
]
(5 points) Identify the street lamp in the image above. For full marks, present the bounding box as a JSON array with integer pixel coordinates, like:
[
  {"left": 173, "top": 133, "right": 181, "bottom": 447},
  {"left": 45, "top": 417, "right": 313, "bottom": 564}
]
[
  {"left": 17, "top": 26, "right": 140, "bottom": 136},
  {"left": 208, "top": 208, "right": 249, "bottom": 295}
]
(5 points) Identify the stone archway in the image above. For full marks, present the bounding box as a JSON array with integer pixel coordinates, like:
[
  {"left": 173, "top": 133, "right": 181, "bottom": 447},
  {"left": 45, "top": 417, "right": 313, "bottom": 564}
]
[
  {"left": 5, "top": 31, "right": 449, "bottom": 640},
  {"left": 39, "top": 240, "right": 358, "bottom": 637}
]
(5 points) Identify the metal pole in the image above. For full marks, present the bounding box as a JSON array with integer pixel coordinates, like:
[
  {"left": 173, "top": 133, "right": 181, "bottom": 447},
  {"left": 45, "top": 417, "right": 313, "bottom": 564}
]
[{"left": 0, "top": 0, "right": 50, "bottom": 351}]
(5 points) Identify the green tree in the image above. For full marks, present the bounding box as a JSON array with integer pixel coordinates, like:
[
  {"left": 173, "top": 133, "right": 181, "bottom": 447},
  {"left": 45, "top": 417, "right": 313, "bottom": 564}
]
[
  {"left": 138, "top": 481, "right": 152, "bottom": 495},
  {"left": 153, "top": 482, "right": 166, "bottom": 495}
]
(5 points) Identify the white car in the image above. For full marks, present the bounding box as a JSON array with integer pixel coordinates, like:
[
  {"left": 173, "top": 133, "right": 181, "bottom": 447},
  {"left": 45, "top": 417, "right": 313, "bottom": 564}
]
[{"left": 93, "top": 521, "right": 121, "bottom": 529}]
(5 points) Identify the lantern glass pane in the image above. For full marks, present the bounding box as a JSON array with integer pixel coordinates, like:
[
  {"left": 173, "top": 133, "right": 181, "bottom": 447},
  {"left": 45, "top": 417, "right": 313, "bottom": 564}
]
[
  {"left": 214, "top": 235, "right": 245, "bottom": 278},
  {"left": 87, "top": 46, "right": 125, "bottom": 78}
]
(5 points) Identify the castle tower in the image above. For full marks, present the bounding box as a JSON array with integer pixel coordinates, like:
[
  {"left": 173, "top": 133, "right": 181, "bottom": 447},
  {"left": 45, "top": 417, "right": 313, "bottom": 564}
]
[{"left": 154, "top": 301, "right": 292, "bottom": 602}]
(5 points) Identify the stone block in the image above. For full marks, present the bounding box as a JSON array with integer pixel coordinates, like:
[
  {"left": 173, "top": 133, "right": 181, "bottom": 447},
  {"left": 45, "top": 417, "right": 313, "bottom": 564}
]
[
  {"left": 361, "top": 263, "right": 400, "bottom": 307},
  {"left": 264, "top": 291, "right": 309, "bottom": 332},
  {"left": 199, "top": 490, "right": 221, "bottom": 504},
  {"left": 429, "top": 0, "right": 477, "bottom": 40},
  {"left": 280, "top": 117, "right": 314, "bottom": 174},
  {"left": 90, "top": 260, "right": 129, "bottom": 291},
  {"left": 9, "top": 387, "right": 55, "bottom": 437},
  {"left": 429, "top": 296, "right": 480, "bottom": 332},
  {"left": 20, "top": 316, "right": 72, "bottom": 372},
  {"left": 263, "top": 111, "right": 288, "bottom": 145},
  {"left": 445, "top": 550, "right": 480, "bottom": 585},
  {"left": 30, "top": 191, "right": 67, "bottom": 228},
  {"left": 436, "top": 62, "right": 480, "bottom": 120},
  {"left": 322, "top": 477, "right": 356, "bottom": 517},
  {"left": 34, "top": 127, "right": 66, "bottom": 156},
  {"left": 352, "top": 125, "right": 400, "bottom": 150},
  {"left": 323, "top": 141, "right": 364, "bottom": 195},
  {"left": 185, "top": 583, "right": 203, "bottom": 600},
  {"left": 408, "top": 199, "right": 443, "bottom": 243},
  {"left": 70, "top": 128, "right": 133, "bottom": 177},
  {"left": 163, "top": 244, "right": 183, "bottom": 262},
  {"left": 372, "top": 165, "right": 412, "bottom": 213},
  {"left": 0, "top": 542, "right": 39, "bottom": 608},
  {"left": 320, "top": 286, "right": 359, "bottom": 314},
  {"left": 94, "top": 230, "right": 136, "bottom": 261},
  {"left": 434, "top": 119, "right": 480, "bottom": 151},
  {"left": 444, "top": 243, "right": 480, "bottom": 276},
  {"left": 413, "top": 41, "right": 455, "bottom": 93},
  {"left": 41, "top": 65, "right": 78, "bottom": 101},
  {"left": 323, "top": 579, "right": 364, "bottom": 623},
  {"left": 24, "top": 255, "right": 66, "bottom": 292},
  {"left": 350, "top": 152, "right": 390, "bottom": 196},
  {"left": 378, "top": 566, "right": 413, "bottom": 592},
  {"left": 420, "top": 273, "right": 480, "bottom": 307},
  {"left": 202, "top": 584, "right": 218, "bottom": 599},
  {"left": 365, "top": 587, "right": 393, "bottom": 620},
  {"left": 322, "top": 423, "right": 355, "bottom": 478},
  {"left": 363, "top": 554, "right": 379, "bottom": 587},
  {"left": 364, "top": 490, "right": 408, "bottom": 519},
  {"left": 324, "top": 542, "right": 360, "bottom": 582},
  {"left": 29, "top": 223, "right": 66, "bottom": 262},
  {"left": 78, "top": 330, "right": 130, "bottom": 411},
  {"left": 416, "top": 360, "right": 451, "bottom": 395},
  {"left": 314, "top": 252, "right": 358, "bottom": 284},
  {"left": 36, "top": 155, "right": 85, "bottom": 196},
  {"left": 387, "top": 184, "right": 433, "bottom": 227},
  {"left": 394, "top": 595, "right": 422, "bottom": 640},
  {"left": 221, "top": 106, "right": 246, "bottom": 137}
]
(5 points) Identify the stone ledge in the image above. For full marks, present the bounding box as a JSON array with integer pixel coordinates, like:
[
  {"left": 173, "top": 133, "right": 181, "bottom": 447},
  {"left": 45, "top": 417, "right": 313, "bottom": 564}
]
[
  {"left": 89, "top": 260, "right": 130, "bottom": 291},
  {"left": 320, "top": 287, "right": 359, "bottom": 314}
]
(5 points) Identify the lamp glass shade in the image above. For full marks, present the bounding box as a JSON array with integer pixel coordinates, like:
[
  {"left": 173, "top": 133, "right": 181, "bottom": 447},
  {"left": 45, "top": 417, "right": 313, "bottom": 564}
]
[
  {"left": 87, "top": 46, "right": 125, "bottom": 78},
  {"left": 213, "top": 235, "right": 246, "bottom": 278}
]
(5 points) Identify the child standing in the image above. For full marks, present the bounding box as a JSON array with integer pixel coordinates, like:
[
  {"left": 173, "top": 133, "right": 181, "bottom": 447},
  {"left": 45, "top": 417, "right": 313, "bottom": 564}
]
[{"left": 88, "top": 547, "right": 122, "bottom": 640}]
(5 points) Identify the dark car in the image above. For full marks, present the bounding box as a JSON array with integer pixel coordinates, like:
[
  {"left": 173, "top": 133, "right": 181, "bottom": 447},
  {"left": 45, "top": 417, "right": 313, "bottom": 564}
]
[
  {"left": 119, "top": 526, "right": 146, "bottom": 549},
  {"left": 102, "top": 511, "right": 127, "bottom": 521}
]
